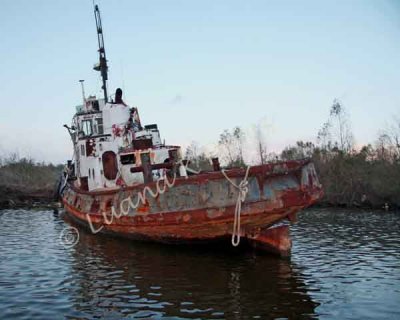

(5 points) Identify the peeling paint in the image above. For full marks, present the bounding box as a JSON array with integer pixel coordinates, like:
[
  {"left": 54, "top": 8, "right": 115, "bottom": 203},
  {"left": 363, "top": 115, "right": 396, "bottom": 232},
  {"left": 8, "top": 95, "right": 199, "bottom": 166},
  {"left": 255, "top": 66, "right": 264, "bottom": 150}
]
[{"left": 62, "top": 159, "right": 323, "bottom": 254}]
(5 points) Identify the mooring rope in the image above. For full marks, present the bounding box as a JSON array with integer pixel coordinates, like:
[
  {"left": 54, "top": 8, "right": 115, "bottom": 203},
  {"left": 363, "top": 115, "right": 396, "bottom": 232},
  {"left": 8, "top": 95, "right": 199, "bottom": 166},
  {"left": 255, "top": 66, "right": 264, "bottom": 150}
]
[{"left": 221, "top": 166, "right": 251, "bottom": 246}]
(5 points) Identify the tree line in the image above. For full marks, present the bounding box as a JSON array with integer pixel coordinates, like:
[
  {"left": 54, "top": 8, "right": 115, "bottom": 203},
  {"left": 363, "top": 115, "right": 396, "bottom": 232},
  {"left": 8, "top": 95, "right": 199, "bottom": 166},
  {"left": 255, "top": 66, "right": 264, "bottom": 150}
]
[
  {"left": 185, "top": 100, "right": 400, "bottom": 209},
  {"left": 1, "top": 100, "right": 398, "bottom": 209}
]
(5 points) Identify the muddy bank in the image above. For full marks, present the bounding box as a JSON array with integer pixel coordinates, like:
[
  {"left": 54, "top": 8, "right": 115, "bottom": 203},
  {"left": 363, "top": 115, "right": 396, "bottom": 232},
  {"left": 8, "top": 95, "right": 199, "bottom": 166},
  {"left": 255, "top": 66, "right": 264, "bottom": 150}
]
[{"left": 0, "top": 186, "right": 58, "bottom": 210}]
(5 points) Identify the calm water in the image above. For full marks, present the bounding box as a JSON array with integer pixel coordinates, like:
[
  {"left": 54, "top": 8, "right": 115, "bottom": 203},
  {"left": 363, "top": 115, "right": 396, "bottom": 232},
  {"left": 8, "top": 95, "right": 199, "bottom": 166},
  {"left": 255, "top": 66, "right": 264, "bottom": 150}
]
[{"left": 0, "top": 208, "right": 399, "bottom": 319}]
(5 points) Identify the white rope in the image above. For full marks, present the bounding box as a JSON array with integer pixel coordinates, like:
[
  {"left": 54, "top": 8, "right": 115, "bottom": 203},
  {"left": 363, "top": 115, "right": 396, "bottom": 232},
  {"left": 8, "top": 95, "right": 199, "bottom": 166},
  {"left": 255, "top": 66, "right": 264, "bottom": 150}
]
[{"left": 221, "top": 166, "right": 251, "bottom": 246}]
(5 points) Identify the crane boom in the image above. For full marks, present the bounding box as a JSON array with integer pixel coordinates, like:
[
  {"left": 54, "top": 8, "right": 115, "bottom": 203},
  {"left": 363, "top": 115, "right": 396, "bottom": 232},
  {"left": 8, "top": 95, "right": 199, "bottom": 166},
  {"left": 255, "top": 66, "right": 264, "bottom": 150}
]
[{"left": 93, "top": 4, "right": 109, "bottom": 103}]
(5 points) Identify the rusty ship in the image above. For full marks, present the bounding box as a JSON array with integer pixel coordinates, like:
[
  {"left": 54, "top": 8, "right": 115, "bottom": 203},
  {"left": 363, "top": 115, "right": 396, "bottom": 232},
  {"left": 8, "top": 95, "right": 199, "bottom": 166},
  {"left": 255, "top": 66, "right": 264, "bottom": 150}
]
[{"left": 60, "top": 5, "right": 323, "bottom": 256}]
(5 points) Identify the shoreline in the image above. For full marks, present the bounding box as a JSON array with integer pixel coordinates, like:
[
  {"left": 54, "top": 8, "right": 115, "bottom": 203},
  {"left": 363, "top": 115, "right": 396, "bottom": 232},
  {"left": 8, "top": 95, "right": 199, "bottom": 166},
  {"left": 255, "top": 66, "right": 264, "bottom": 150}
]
[{"left": 0, "top": 186, "right": 57, "bottom": 210}]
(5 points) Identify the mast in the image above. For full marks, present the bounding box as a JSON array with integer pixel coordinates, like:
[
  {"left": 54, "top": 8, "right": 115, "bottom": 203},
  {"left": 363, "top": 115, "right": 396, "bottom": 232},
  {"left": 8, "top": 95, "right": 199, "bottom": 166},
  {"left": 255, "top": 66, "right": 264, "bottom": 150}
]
[
  {"left": 79, "top": 79, "right": 86, "bottom": 105},
  {"left": 93, "top": 4, "right": 109, "bottom": 103}
]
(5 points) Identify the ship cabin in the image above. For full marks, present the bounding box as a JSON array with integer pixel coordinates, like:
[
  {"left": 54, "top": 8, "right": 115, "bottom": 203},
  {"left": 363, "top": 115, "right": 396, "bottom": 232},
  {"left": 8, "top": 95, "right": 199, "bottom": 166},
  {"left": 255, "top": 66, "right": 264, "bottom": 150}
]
[{"left": 70, "top": 95, "right": 186, "bottom": 192}]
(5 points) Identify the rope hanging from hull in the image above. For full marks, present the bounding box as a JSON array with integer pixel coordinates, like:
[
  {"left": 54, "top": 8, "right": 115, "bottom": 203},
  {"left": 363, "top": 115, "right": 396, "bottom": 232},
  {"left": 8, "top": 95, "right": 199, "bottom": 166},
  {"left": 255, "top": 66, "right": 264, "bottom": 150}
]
[{"left": 221, "top": 166, "right": 251, "bottom": 246}]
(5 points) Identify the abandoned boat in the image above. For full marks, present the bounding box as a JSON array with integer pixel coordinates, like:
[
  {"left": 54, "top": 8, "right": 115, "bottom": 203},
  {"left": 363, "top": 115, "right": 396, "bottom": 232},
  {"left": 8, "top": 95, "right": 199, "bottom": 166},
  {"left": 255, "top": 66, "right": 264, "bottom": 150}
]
[{"left": 60, "top": 5, "right": 323, "bottom": 256}]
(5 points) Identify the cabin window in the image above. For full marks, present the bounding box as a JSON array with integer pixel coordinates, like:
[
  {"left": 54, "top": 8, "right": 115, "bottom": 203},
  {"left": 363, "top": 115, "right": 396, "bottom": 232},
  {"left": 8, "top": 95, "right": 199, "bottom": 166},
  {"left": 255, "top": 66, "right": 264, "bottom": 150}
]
[
  {"left": 86, "top": 139, "right": 95, "bottom": 157},
  {"left": 92, "top": 169, "right": 95, "bottom": 179},
  {"left": 88, "top": 168, "right": 91, "bottom": 178},
  {"left": 92, "top": 100, "right": 100, "bottom": 111},
  {"left": 82, "top": 119, "right": 93, "bottom": 136},
  {"left": 102, "top": 151, "right": 118, "bottom": 180},
  {"left": 80, "top": 144, "right": 85, "bottom": 156},
  {"left": 95, "top": 118, "right": 104, "bottom": 135},
  {"left": 120, "top": 153, "right": 136, "bottom": 165}
]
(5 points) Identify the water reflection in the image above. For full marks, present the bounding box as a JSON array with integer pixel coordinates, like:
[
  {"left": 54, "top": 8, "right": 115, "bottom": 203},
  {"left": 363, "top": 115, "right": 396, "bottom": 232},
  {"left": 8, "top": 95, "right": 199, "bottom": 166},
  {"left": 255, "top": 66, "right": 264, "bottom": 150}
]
[
  {"left": 1, "top": 209, "right": 399, "bottom": 319},
  {"left": 68, "top": 229, "right": 318, "bottom": 319},
  {"left": 291, "top": 209, "right": 400, "bottom": 320}
]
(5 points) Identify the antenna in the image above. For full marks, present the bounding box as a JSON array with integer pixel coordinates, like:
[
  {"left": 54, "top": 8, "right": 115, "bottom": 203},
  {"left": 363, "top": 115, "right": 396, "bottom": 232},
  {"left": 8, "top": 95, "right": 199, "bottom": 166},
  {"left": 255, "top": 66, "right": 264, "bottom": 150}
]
[
  {"left": 93, "top": 4, "right": 109, "bottom": 103},
  {"left": 79, "top": 80, "right": 86, "bottom": 105}
]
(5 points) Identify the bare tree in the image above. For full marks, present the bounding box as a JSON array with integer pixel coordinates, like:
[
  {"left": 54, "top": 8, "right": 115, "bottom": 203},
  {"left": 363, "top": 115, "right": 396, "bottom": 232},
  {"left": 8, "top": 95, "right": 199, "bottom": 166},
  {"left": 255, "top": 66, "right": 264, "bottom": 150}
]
[
  {"left": 254, "top": 123, "right": 268, "bottom": 164},
  {"left": 317, "top": 121, "right": 332, "bottom": 151},
  {"left": 218, "top": 126, "right": 246, "bottom": 167},
  {"left": 329, "top": 99, "right": 353, "bottom": 153},
  {"left": 185, "top": 141, "right": 200, "bottom": 166},
  {"left": 184, "top": 141, "right": 212, "bottom": 171},
  {"left": 218, "top": 130, "right": 235, "bottom": 165},
  {"left": 233, "top": 126, "right": 245, "bottom": 165},
  {"left": 377, "top": 117, "right": 400, "bottom": 160},
  {"left": 317, "top": 99, "right": 353, "bottom": 154}
]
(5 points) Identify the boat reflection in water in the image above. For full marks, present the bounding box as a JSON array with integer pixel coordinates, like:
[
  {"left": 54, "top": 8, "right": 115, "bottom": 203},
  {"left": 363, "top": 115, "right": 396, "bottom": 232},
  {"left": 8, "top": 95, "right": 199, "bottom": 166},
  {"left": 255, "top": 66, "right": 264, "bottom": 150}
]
[{"left": 66, "top": 227, "right": 319, "bottom": 319}]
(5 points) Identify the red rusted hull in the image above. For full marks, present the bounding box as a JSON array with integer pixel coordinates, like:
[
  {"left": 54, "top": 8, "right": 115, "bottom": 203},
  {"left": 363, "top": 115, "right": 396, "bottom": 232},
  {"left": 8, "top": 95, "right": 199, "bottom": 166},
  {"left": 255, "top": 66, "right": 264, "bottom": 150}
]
[{"left": 62, "top": 160, "right": 323, "bottom": 255}]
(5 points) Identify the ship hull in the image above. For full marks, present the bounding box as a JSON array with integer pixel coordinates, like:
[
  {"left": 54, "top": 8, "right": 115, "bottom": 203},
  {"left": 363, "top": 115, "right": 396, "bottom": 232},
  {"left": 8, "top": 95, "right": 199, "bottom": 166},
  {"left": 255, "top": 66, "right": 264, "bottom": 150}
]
[{"left": 61, "top": 160, "right": 323, "bottom": 255}]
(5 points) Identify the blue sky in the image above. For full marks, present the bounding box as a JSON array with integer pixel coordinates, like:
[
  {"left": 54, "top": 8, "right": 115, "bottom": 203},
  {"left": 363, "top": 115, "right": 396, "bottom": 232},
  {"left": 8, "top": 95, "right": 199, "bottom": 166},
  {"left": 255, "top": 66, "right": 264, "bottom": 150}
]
[{"left": 0, "top": 0, "right": 399, "bottom": 163}]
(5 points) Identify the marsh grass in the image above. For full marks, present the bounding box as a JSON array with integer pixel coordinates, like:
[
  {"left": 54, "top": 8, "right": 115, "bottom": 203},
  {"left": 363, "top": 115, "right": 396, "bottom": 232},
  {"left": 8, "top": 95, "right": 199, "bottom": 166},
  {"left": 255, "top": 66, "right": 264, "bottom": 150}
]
[{"left": 0, "top": 154, "right": 63, "bottom": 198}]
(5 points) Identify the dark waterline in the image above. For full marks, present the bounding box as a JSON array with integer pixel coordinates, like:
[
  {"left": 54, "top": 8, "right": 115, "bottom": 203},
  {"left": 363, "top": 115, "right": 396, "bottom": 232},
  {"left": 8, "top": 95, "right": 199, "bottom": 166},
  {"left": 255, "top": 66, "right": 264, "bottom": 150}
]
[{"left": 0, "top": 209, "right": 399, "bottom": 319}]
